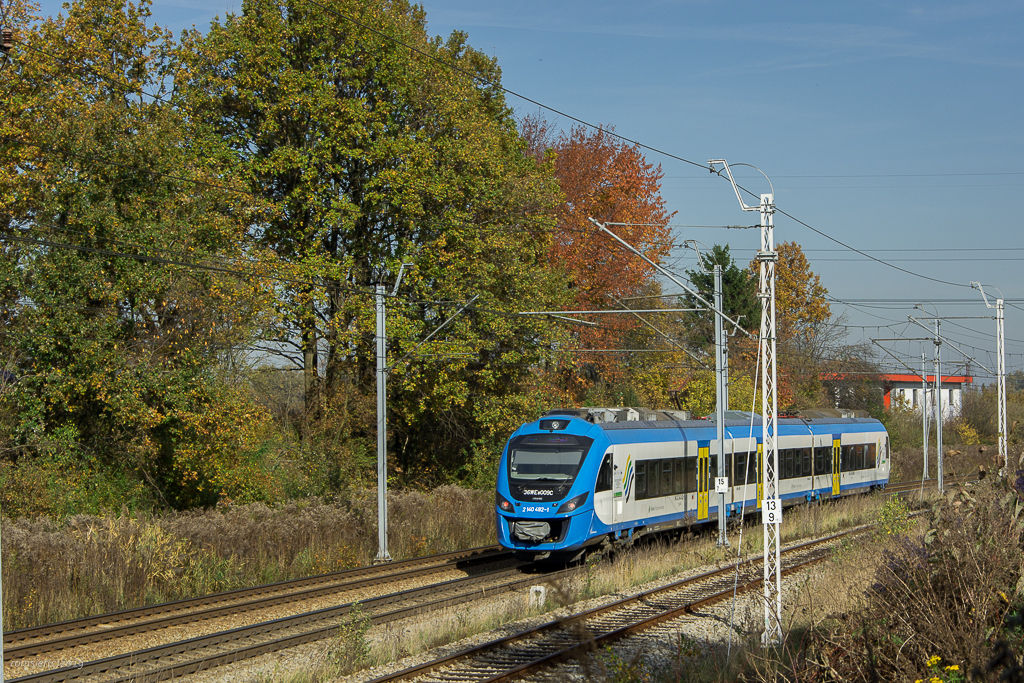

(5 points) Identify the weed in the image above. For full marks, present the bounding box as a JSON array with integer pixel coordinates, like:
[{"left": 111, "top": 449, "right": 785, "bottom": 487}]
[{"left": 874, "top": 494, "right": 914, "bottom": 538}]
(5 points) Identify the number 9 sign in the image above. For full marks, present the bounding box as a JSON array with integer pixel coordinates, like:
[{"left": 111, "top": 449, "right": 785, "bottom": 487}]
[{"left": 762, "top": 498, "right": 782, "bottom": 525}]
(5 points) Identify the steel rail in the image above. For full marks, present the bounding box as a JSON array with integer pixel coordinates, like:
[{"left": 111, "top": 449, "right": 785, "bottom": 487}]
[
  {"left": 8, "top": 562, "right": 576, "bottom": 683},
  {"left": 9, "top": 475, "right": 978, "bottom": 681},
  {"left": 366, "top": 528, "right": 866, "bottom": 683},
  {"left": 5, "top": 545, "right": 504, "bottom": 653},
  {"left": 7, "top": 553, "right": 512, "bottom": 661}
]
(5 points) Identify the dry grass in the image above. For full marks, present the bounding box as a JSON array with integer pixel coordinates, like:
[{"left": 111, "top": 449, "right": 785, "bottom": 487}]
[
  {"left": 735, "top": 475, "right": 1024, "bottom": 682},
  {"left": 278, "top": 492, "right": 911, "bottom": 683},
  {"left": 2, "top": 486, "right": 494, "bottom": 629},
  {"left": 893, "top": 443, "right": 1021, "bottom": 483}
]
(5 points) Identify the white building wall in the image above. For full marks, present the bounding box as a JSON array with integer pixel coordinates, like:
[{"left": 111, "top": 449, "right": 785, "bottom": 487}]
[{"left": 891, "top": 385, "right": 962, "bottom": 420}]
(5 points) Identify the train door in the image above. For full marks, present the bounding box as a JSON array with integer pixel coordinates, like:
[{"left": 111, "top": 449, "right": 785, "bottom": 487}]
[
  {"left": 831, "top": 435, "right": 841, "bottom": 497},
  {"left": 593, "top": 450, "right": 615, "bottom": 525},
  {"left": 610, "top": 447, "right": 623, "bottom": 524},
  {"left": 756, "top": 442, "right": 763, "bottom": 510},
  {"left": 724, "top": 439, "right": 734, "bottom": 507},
  {"left": 697, "top": 442, "right": 710, "bottom": 521}
]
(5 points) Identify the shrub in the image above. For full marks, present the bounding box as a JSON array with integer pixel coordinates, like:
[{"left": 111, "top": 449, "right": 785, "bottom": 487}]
[{"left": 755, "top": 475, "right": 1024, "bottom": 681}]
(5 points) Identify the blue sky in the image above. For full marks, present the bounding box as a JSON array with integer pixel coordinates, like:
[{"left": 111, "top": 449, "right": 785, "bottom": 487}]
[{"left": 28, "top": 0, "right": 1024, "bottom": 381}]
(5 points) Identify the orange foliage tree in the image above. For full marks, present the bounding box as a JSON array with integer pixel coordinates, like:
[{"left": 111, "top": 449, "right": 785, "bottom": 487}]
[
  {"left": 522, "top": 115, "right": 676, "bottom": 402},
  {"left": 738, "top": 241, "right": 833, "bottom": 409}
]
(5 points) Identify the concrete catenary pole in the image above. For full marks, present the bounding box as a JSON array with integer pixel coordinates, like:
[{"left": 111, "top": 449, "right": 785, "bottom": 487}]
[
  {"left": 714, "top": 264, "right": 729, "bottom": 548},
  {"left": 922, "top": 351, "right": 929, "bottom": 480},
  {"left": 375, "top": 284, "right": 391, "bottom": 563},
  {"left": 973, "top": 282, "right": 1007, "bottom": 475},
  {"left": 934, "top": 319, "right": 944, "bottom": 494}
]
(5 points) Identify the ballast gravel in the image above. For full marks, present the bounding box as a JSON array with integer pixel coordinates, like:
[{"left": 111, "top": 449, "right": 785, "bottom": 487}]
[{"left": 92, "top": 536, "right": 840, "bottom": 683}]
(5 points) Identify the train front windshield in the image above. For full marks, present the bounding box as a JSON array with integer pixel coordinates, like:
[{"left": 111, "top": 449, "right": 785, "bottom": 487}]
[{"left": 507, "top": 433, "right": 594, "bottom": 487}]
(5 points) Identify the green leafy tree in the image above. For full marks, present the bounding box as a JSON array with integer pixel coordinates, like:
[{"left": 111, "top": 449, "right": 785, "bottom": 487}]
[
  {"left": 681, "top": 243, "right": 759, "bottom": 350},
  {"left": 181, "top": 0, "right": 568, "bottom": 482},
  {"left": 0, "top": 0, "right": 275, "bottom": 511}
]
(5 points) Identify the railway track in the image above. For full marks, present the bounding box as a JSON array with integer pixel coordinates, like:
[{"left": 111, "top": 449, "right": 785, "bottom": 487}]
[
  {"left": 5, "top": 545, "right": 529, "bottom": 681},
  {"left": 6, "top": 552, "right": 575, "bottom": 683},
  {"left": 886, "top": 472, "right": 974, "bottom": 496},
  {"left": 8, "top": 474, "right": 974, "bottom": 683},
  {"left": 364, "top": 528, "right": 864, "bottom": 683},
  {"left": 6, "top": 545, "right": 510, "bottom": 663}
]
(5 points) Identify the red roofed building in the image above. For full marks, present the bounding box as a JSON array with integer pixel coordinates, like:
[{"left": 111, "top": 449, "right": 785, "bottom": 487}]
[
  {"left": 820, "top": 372, "right": 973, "bottom": 419},
  {"left": 881, "top": 373, "right": 972, "bottom": 419}
]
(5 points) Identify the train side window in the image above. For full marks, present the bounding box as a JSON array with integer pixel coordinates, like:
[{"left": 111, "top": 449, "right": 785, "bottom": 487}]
[
  {"left": 734, "top": 452, "right": 746, "bottom": 485},
  {"left": 673, "top": 458, "right": 684, "bottom": 494},
  {"left": 814, "top": 446, "right": 829, "bottom": 475},
  {"left": 649, "top": 460, "right": 661, "bottom": 498},
  {"left": 801, "top": 448, "right": 812, "bottom": 477},
  {"left": 662, "top": 460, "right": 673, "bottom": 496},
  {"left": 867, "top": 443, "right": 876, "bottom": 469},
  {"left": 781, "top": 449, "right": 792, "bottom": 479},
  {"left": 710, "top": 455, "right": 718, "bottom": 483},
  {"left": 840, "top": 445, "right": 849, "bottom": 471},
  {"left": 596, "top": 453, "right": 613, "bottom": 492},
  {"left": 636, "top": 461, "right": 647, "bottom": 500},
  {"left": 684, "top": 456, "right": 697, "bottom": 493}
]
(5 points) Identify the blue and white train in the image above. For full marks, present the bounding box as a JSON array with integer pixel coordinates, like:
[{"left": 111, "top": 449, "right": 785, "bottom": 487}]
[{"left": 495, "top": 408, "right": 890, "bottom": 561}]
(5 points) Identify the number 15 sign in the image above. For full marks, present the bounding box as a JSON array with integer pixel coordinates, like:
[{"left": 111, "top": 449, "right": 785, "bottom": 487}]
[{"left": 762, "top": 498, "right": 782, "bottom": 525}]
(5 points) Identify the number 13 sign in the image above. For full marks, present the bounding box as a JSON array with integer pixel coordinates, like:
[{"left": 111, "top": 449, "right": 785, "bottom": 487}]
[{"left": 762, "top": 498, "right": 782, "bottom": 525}]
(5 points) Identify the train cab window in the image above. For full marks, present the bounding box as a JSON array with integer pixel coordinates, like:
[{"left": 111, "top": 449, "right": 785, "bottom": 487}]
[
  {"left": 684, "top": 457, "right": 697, "bottom": 493},
  {"left": 801, "top": 448, "right": 812, "bottom": 477},
  {"left": 596, "top": 453, "right": 613, "bottom": 493},
  {"left": 635, "top": 461, "right": 647, "bottom": 500},
  {"left": 662, "top": 461, "right": 673, "bottom": 496},
  {"left": 673, "top": 458, "right": 684, "bottom": 494}
]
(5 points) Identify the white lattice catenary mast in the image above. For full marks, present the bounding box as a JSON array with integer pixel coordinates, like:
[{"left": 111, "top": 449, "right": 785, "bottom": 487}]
[{"left": 709, "top": 160, "right": 782, "bottom": 645}]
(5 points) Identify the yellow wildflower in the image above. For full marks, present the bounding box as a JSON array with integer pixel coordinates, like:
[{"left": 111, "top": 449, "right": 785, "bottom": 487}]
[
  {"left": 930, "top": 678, "right": 942, "bottom": 683},
  {"left": 945, "top": 665, "right": 960, "bottom": 672},
  {"left": 927, "top": 655, "right": 942, "bottom": 667}
]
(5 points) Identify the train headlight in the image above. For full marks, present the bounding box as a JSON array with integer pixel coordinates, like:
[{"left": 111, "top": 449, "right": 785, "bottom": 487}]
[
  {"left": 496, "top": 492, "right": 515, "bottom": 512},
  {"left": 557, "top": 492, "right": 588, "bottom": 514}
]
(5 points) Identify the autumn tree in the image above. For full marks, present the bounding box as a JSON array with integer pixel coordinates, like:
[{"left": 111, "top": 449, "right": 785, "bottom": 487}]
[
  {"left": 738, "top": 241, "right": 840, "bottom": 409},
  {"left": 183, "top": 0, "right": 568, "bottom": 483},
  {"left": 0, "top": 0, "right": 278, "bottom": 511},
  {"left": 522, "top": 115, "right": 675, "bottom": 402}
]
